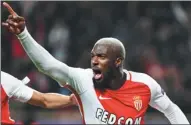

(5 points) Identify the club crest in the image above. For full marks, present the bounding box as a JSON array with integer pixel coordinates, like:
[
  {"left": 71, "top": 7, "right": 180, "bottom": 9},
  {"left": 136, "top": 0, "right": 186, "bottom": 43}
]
[{"left": 133, "top": 96, "right": 142, "bottom": 111}]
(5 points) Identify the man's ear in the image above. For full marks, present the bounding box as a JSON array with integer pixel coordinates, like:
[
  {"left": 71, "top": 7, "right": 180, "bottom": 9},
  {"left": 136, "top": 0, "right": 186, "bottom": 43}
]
[{"left": 115, "top": 57, "right": 122, "bottom": 67}]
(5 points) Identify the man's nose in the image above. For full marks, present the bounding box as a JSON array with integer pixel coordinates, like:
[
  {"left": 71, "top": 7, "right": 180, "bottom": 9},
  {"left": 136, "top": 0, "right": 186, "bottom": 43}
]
[{"left": 92, "top": 56, "right": 99, "bottom": 66}]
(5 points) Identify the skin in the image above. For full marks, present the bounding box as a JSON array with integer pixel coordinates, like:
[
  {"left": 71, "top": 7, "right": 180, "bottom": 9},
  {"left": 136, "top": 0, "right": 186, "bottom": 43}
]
[
  {"left": 91, "top": 38, "right": 126, "bottom": 90},
  {"left": 28, "top": 91, "right": 77, "bottom": 109},
  {"left": 2, "top": 2, "right": 127, "bottom": 91}
]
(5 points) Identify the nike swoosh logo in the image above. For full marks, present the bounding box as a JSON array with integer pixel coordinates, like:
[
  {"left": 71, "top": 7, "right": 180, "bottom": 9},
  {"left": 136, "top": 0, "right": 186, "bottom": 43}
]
[{"left": 99, "top": 95, "right": 112, "bottom": 100}]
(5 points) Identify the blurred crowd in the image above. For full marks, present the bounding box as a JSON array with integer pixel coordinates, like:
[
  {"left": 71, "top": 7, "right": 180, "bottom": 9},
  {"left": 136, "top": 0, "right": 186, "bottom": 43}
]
[{"left": 2, "top": 1, "right": 191, "bottom": 124}]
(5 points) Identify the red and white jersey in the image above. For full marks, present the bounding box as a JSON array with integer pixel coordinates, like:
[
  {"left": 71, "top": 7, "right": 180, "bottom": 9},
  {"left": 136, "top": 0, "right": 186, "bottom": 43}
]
[
  {"left": 1, "top": 71, "right": 33, "bottom": 125},
  {"left": 63, "top": 69, "right": 171, "bottom": 124}
]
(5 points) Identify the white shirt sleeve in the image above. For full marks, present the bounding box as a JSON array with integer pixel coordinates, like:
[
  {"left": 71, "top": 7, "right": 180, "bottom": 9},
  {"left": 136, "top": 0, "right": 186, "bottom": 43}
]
[
  {"left": 147, "top": 75, "right": 189, "bottom": 124},
  {"left": 1, "top": 71, "right": 33, "bottom": 102},
  {"left": 16, "top": 28, "right": 90, "bottom": 94},
  {"left": 64, "top": 68, "right": 93, "bottom": 94}
]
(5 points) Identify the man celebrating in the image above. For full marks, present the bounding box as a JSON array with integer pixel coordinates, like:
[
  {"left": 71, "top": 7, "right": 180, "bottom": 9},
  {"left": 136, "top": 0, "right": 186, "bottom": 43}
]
[{"left": 2, "top": 2, "right": 189, "bottom": 124}]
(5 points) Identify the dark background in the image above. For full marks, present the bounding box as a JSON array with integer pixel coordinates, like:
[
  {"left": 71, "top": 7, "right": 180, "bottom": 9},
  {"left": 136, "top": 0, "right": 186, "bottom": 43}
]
[{"left": 1, "top": 1, "right": 191, "bottom": 124}]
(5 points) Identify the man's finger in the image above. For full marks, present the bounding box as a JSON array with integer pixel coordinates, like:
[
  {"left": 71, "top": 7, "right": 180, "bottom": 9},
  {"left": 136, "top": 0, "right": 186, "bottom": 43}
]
[
  {"left": 3, "top": 2, "right": 18, "bottom": 16},
  {"left": 15, "top": 28, "right": 21, "bottom": 34},
  {"left": 2, "top": 23, "right": 12, "bottom": 33},
  {"left": 2, "top": 22, "right": 9, "bottom": 27},
  {"left": 70, "top": 94, "right": 78, "bottom": 105},
  {"left": 6, "top": 19, "right": 18, "bottom": 27},
  {"left": 13, "top": 16, "right": 25, "bottom": 21},
  {"left": 8, "top": 15, "right": 13, "bottom": 19},
  {"left": 9, "top": 26, "right": 15, "bottom": 33}
]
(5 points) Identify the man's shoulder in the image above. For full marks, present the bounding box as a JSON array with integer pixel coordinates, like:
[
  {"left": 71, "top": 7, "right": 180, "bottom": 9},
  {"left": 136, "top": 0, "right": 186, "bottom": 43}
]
[
  {"left": 124, "top": 69, "right": 159, "bottom": 89},
  {"left": 130, "top": 71, "right": 151, "bottom": 81},
  {"left": 123, "top": 69, "right": 151, "bottom": 81}
]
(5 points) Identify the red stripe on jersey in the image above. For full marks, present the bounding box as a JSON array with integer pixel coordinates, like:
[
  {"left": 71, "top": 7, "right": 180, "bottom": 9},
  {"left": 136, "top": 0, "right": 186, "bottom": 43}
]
[
  {"left": 64, "top": 85, "right": 85, "bottom": 124},
  {"left": 1, "top": 85, "right": 15, "bottom": 125},
  {"left": 95, "top": 72, "right": 151, "bottom": 124}
]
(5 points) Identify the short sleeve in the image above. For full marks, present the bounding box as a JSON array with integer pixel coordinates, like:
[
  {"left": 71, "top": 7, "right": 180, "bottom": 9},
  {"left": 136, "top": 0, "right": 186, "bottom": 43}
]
[{"left": 1, "top": 71, "right": 33, "bottom": 102}]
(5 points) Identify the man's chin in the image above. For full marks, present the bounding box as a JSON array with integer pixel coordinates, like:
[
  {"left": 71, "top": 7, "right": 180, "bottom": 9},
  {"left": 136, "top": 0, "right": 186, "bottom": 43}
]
[
  {"left": 93, "top": 77, "right": 103, "bottom": 85},
  {"left": 93, "top": 77, "right": 108, "bottom": 90}
]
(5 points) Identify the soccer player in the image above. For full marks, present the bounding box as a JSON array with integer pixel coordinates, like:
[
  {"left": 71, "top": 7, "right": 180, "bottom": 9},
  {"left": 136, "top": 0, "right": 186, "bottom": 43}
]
[
  {"left": 1, "top": 71, "right": 77, "bottom": 125},
  {"left": 2, "top": 2, "right": 189, "bottom": 124}
]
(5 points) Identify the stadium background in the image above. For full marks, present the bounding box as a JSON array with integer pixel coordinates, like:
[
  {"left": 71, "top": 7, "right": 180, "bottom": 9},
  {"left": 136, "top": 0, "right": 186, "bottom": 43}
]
[{"left": 1, "top": 1, "right": 191, "bottom": 124}]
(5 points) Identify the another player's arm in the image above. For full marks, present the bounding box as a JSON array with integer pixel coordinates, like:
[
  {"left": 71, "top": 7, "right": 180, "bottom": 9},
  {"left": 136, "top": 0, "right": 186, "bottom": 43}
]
[
  {"left": 2, "top": 2, "right": 84, "bottom": 89},
  {"left": 27, "top": 91, "right": 76, "bottom": 109},
  {"left": 147, "top": 75, "right": 189, "bottom": 124},
  {"left": 1, "top": 71, "right": 76, "bottom": 109}
]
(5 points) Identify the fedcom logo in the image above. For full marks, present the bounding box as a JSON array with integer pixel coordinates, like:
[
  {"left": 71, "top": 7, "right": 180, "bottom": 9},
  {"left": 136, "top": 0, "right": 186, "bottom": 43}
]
[{"left": 96, "top": 108, "right": 142, "bottom": 124}]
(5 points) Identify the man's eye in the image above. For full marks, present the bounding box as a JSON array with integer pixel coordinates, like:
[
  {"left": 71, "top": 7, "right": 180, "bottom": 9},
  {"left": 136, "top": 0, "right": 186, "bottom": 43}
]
[{"left": 100, "top": 55, "right": 106, "bottom": 59}]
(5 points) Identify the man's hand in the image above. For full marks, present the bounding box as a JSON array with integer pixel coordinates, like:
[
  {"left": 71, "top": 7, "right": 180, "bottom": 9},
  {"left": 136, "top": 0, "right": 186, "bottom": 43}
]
[
  {"left": 70, "top": 94, "right": 78, "bottom": 106},
  {"left": 2, "top": 2, "right": 25, "bottom": 35}
]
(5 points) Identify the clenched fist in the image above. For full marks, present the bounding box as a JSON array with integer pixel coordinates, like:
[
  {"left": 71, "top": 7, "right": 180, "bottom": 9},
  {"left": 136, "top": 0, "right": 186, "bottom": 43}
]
[{"left": 2, "top": 2, "right": 26, "bottom": 35}]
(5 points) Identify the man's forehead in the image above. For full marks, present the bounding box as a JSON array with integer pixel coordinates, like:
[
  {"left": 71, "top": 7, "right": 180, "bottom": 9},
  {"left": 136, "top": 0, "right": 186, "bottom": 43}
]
[
  {"left": 91, "top": 37, "right": 126, "bottom": 59},
  {"left": 92, "top": 43, "right": 110, "bottom": 54}
]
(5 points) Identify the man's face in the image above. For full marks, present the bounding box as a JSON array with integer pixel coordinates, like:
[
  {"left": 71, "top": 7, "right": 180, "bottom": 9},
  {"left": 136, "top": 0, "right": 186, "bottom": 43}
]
[{"left": 91, "top": 44, "right": 116, "bottom": 89}]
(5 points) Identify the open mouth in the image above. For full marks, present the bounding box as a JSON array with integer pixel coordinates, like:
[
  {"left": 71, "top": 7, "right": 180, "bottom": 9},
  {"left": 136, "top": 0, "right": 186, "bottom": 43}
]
[{"left": 93, "top": 68, "right": 103, "bottom": 80}]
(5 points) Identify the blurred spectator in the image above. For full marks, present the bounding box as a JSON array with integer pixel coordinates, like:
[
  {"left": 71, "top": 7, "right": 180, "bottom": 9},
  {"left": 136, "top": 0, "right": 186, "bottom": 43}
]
[{"left": 48, "top": 19, "right": 70, "bottom": 62}]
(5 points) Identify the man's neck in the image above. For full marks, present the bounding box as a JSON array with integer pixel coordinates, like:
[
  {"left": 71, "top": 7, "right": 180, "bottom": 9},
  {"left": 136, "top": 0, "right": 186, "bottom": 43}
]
[{"left": 109, "top": 70, "right": 126, "bottom": 90}]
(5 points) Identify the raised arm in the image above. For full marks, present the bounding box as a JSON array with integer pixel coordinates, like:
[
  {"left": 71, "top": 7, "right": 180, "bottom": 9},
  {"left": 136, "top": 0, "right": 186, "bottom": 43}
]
[
  {"left": 2, "top": 2, "right": 71, "bottom": 84},
  {"left": 2, "top": 2, "right": 88, "bottom": 93}
]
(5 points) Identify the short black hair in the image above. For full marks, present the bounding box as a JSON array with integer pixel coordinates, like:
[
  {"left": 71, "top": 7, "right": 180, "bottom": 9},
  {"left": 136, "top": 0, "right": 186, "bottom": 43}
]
[{"left": 95, "top": 37, "right": 126, "bottom": 60}]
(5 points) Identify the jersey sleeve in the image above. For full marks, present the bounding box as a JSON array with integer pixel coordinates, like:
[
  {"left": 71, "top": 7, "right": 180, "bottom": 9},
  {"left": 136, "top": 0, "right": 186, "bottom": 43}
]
[
  {"left": 1, "top": 71, "right": 33, "bottom": 102},
  {"left": 63, "top": 68, "right": 93, "bottom": 94},
  {"left": 17, "top": 28, "right": 92, "bottom": 94},
  {"left": 147, "top": 75, "right": 172, "bottom": 112},
  {"left": 145, "top": 74, "right": 189, "bottom": 124}
]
